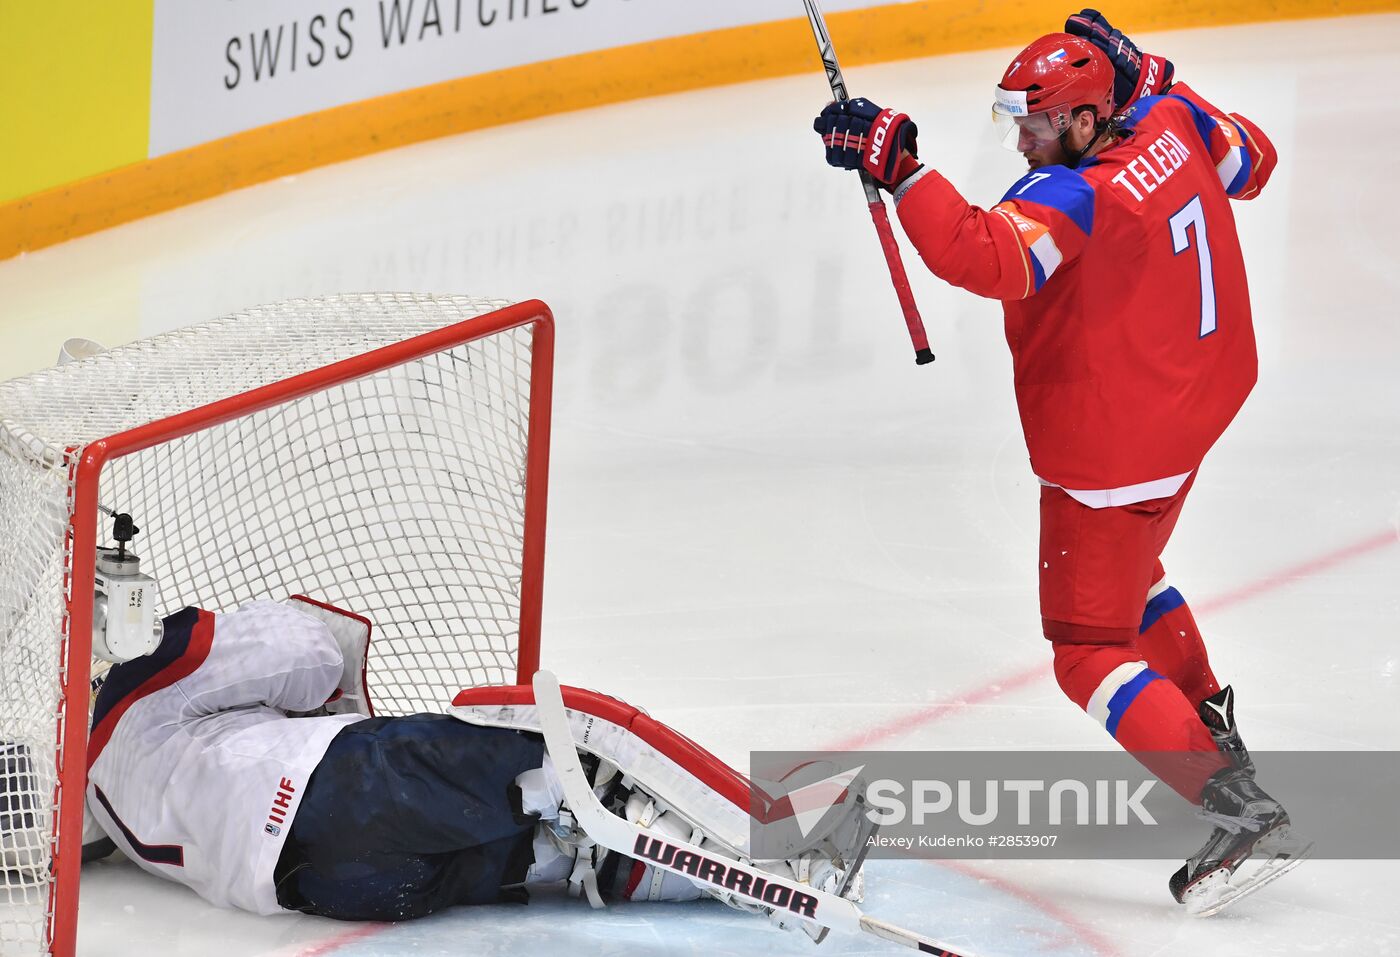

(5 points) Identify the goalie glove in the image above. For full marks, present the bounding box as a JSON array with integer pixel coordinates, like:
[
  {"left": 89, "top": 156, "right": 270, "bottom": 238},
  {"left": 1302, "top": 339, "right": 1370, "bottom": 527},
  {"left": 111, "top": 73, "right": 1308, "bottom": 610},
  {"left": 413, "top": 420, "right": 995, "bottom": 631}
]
[{"left": 284, "top": 596, "right": 374, "bottom": 717}]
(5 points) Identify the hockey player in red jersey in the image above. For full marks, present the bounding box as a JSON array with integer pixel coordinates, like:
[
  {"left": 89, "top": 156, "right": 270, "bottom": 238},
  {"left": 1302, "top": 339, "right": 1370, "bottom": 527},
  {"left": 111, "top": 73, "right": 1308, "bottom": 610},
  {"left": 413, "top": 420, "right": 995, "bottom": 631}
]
[{"left": 814, "top": 10, "right": 1304, "bottom": 911}]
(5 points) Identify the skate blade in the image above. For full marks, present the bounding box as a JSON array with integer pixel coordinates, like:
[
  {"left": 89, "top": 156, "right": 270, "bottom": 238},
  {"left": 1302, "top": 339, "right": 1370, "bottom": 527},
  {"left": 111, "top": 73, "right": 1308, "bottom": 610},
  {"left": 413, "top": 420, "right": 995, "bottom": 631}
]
[
  {"left": 1186, "top": 830, "right": 1314, "bottom": 918},
  {"left": 1180, "top": 868, "right": 1231, "bottom": 915}
]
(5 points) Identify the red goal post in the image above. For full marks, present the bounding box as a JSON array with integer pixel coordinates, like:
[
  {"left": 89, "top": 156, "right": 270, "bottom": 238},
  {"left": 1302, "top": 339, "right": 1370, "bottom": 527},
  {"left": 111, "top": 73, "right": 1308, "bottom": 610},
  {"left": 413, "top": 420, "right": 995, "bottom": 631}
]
[{"left": 0, "top": 295, "right": 553, "bottom": 957}]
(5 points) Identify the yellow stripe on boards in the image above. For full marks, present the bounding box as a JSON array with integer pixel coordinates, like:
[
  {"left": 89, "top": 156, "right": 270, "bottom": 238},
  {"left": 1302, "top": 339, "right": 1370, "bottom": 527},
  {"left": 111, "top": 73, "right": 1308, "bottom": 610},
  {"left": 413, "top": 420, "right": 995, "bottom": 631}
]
[
  {"left": 1, "top": 0, "right": 1396, "bottom": 260},
  {"left": 0, "top": 1, "right": 154, "bottom": 206}
]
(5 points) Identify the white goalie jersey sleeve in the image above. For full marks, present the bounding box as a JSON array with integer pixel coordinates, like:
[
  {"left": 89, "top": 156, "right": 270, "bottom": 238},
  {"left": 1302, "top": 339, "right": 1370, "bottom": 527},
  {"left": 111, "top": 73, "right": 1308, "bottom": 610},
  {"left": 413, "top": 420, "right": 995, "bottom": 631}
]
[{"left": 86, "top": 600, "right": 367, "bottom": 915}]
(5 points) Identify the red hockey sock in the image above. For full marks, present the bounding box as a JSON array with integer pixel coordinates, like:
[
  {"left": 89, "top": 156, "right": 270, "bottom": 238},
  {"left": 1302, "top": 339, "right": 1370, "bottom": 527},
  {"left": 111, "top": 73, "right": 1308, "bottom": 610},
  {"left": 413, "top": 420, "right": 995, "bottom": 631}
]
[
  {"left": 1053, "top": 641, "right": 1228, "bottom": 803},
  {"left": 1134, "top": 585, "right": 1220, "bottom": 709}
]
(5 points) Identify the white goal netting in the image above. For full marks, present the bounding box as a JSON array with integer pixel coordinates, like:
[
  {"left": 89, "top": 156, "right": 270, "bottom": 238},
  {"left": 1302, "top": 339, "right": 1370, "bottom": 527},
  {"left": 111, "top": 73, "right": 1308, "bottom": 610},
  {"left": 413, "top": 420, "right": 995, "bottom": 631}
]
[{"left": 0, "top": 293, "right": 551, "bottom": 956}]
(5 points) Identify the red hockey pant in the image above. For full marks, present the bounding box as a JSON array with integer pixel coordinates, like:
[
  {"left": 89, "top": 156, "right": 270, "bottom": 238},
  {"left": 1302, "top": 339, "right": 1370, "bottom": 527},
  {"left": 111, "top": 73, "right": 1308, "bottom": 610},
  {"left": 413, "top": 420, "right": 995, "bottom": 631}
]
[{"left": 1038, "top": 474, "right": 1226, "bottom": 802}]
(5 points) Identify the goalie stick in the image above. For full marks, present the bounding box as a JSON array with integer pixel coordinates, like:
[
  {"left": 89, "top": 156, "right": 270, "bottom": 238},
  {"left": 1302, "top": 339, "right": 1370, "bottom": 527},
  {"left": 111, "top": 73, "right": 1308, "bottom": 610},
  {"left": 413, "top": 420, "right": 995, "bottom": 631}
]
[
  {"left": 530, "top": 670, "right": 979, "bottom": 955},
  {"left": 800, "top": 0, "right": 935, "bottom": 367}
]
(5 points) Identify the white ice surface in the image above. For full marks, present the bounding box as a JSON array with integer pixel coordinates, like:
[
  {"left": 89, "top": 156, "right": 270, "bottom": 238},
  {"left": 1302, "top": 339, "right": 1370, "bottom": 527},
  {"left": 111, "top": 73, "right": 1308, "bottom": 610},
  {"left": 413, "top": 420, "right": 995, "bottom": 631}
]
[{"left": 2, "top": 14, "right": 1398, "bottom": 957}]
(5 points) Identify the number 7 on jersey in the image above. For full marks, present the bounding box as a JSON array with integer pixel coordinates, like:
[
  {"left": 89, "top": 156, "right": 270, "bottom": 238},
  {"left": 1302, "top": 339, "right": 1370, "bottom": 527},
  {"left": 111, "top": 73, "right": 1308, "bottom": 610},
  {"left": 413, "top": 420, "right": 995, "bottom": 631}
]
[{"left": 1169, "top": 194, "right": 1217, "bottom": 338}]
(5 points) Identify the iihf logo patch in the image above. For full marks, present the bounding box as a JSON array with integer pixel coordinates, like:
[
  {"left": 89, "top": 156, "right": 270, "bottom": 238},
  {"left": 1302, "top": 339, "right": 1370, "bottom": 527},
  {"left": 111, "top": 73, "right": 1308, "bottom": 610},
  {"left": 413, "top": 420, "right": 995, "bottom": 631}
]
[
  {"left": 266, "top": 775, "right": 297, "bottom": 834},
  {"left": 1047, "top": 48, "right": 1068, "bottom": 61}
]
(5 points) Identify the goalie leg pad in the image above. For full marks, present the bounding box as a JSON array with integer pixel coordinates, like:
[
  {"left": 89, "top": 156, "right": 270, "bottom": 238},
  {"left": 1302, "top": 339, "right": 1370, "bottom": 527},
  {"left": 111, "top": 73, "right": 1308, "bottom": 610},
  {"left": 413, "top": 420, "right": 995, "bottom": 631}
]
[
  {"left": 453, "top": 684, "right": 755, "bottom": 855},
  {"left": 453, "top": 684, "right": 870, "bottom": 925}
]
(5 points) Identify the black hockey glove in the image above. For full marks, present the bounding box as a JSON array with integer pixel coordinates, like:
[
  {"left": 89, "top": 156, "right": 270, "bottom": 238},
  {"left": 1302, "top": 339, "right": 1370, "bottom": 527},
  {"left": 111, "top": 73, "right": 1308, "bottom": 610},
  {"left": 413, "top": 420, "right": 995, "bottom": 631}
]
[
  {"left": 1065, "top": 9, "right": 1175, "bottom": 111},
  {"left": 813, "top": 98, "right": 921, "bottom": 188}
]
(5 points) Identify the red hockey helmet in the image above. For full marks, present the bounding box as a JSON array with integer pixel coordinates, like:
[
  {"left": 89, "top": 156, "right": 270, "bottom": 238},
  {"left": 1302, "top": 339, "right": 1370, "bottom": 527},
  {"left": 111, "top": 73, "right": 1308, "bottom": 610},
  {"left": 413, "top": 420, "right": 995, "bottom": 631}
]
[{"left": 992, "top": 33, "right": 1114, "bottom": 152}]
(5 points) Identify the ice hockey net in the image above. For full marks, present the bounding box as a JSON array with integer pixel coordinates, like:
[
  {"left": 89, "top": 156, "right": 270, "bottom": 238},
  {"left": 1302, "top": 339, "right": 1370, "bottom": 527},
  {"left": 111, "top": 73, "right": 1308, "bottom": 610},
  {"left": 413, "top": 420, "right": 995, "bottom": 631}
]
[{"left": 0, "top": 294, "right": 553, "bottom": 957}]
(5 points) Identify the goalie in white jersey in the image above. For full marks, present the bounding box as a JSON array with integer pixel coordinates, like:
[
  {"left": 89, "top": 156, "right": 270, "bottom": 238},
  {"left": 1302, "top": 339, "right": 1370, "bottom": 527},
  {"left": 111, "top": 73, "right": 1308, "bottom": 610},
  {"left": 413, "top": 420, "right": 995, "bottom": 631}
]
[{"left": 78, "top": 596, "right": 868, "bottom": 926}]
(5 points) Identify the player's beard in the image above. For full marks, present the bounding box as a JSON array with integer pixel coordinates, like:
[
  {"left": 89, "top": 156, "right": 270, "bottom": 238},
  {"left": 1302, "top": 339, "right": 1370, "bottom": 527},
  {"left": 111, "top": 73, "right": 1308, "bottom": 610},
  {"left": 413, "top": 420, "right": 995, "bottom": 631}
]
[{"left": 1024, "top": 140, "right": 1067, "bottom": 170}]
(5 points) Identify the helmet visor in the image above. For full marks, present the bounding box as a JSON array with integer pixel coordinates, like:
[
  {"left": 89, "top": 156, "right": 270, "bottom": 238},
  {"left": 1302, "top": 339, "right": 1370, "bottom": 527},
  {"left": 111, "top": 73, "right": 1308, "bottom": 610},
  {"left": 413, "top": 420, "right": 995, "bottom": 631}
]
[
  {"left": 991, "top": 107, "right": 1065, "bottom": 152},
  {"left": 992, "top": 87, "right": 1067, "bottom": 153}
]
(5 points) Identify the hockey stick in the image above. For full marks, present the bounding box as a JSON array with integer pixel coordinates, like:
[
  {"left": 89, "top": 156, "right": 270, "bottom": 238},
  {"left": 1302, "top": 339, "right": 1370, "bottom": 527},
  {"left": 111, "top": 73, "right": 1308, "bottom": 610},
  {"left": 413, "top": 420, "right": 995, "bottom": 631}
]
[
  {"left": 801, "top": 0, "right": 935, "bottom": 367},
  {"left": 531, "top": 669, "right": 979, "bottom": 955}
]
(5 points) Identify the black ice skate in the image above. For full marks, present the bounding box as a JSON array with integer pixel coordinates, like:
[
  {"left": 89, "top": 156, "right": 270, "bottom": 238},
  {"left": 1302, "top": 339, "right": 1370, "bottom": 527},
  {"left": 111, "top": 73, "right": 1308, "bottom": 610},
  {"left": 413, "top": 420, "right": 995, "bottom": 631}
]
[
  {"left": 1198, "top": 686, "right": 1254, "bottom": 776},
  {"left": 1170, "top": 765, "right": 1311, "bottom": 916}
]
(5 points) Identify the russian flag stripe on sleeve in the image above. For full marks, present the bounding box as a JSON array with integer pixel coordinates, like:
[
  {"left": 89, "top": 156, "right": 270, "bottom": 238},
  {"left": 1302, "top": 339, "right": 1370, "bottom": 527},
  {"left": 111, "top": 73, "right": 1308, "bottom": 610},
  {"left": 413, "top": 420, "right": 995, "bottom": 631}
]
[
  {"left": 1029, "top": 231, "right": 1063, "bottom": 287},
  {"left": 1214, "top": 118, "right": 1253, "bottom": 196},
  {"left": 994, "top": 204, "right": 1065, "bottom": 293}
]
